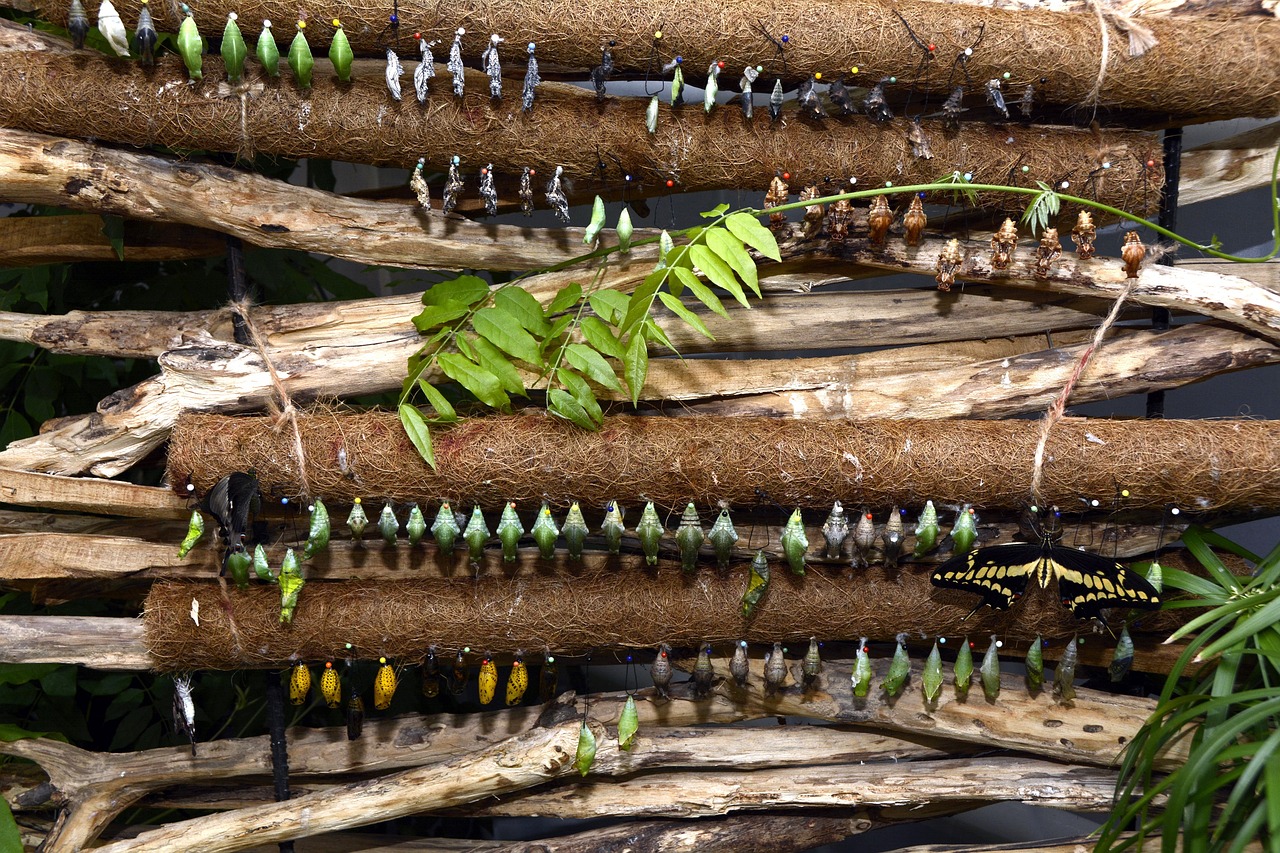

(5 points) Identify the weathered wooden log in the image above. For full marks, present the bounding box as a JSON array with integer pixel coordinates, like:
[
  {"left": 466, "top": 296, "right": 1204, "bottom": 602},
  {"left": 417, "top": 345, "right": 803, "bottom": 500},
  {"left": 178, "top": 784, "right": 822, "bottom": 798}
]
[
  {"left": 0, "top": 469, "right": 188, "bottom": 519},
  {"left": 0, "top": 215, "right": 223, "bottom": 266},
  {"left": 29, "top": 0, "right": 1280, "bottom": 120},
  {"left": 166, "top": 412, "right": 1280, "bottom": 512},
  {"left": 0, "top": 24, "right": 1160, "bottom": 209}
]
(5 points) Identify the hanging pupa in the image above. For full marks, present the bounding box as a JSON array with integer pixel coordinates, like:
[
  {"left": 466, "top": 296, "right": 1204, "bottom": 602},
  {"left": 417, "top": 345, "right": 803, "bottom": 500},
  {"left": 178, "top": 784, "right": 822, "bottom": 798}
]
[
  {"left": 400, "top": 503, "right": 424, "bottom": 546},
  {"left": 646, "top": 95, "right": 659, "bottom": 133},
  {"left": 134, "top": 0, "right": 157, "bottom": 65},
  {"left": 506, "top": 653, "right": 528, "bottom": 705},
  {"left": 414, "top": 35, "right": 437, "bottom": 104},
  {"left": 478, "top": 656, "right": 498, "bottom": 705},
  {"left": 410, "top": 159, "right": 431, "bottom": 210},
  {"left": 430, "top": 501, "right": 459, "bottom": 551},
  {"left": 739, "top": 65, "right": 759, "bottom": 119},
  {"left": 636, "top": 501, "right": 663, "bottom": 565},
  {"left": 176, "top": 5, "right": 203, "bottom": 79},
  {"left": 1025, "top": 637, "right": 1044, "bottom": 693},
  {"left": 442, "top": 156, "right": 463, "bottom": 215},
  {"left": 951, "top": 505, "right": 977, "bottom": 554},
  {"left": 463, "top": 505, "right": 490, "bottom": 562},
  {"left": 828, "top": 76, "right": 854, "bottom": 114},
  {"left": 522, "top": 42, "right": 540, "bottom": 111},
  {"left": 68, "top": 0, "right": 89, "bottom": 49},
  {"left": 954, "top": 637, "right": 973, "bottom": 698},
  {"left": 864, "top": 77, "right": 893, "bottom": 121},
  {"left": 497, "top": 501, "right": 524, "bottom": 562},
  {"left": 98, "top": 0, "right": 131, "bottom": 57},
  {"left": 616, "top": 208, "right": 634, "bottom": 254},
  {"left": 519, "top": 167, "right": 536, "bottom": 216},
  {"left": 447, "top": 27, "right": 465, "bottom": 96},
  {"left": 1055, "top": 636, "right": 1079, "bottom": 702},
  {"left": 450, "top": 648, "right": 469, "bottom": 694},
  {"left": 882, "top": 634, "right": 910, "bottom": 697},
  {"left": 385, "top": 48, "right": 404, "bottom": 100},
  {"left": 562, "top": 502, "right": 590, "bottom": 560},
  {"left": 980, "top": 635, "right": 1001, "bottom": 701},
  {"left": 222, "top": 13, "right": 247, "bottom": 83},
  {"left": 374, "top": 656, "right": 398, "bottom": 710},
  {"left": 584, "top": 195, "right": 606, "bottom": 245},
  {"left": 173, "top": 674, "right": 197, "bottom": 755},
  {"left": 225, "top": 547, "right": 252, "bottom": 591},
  {"left": 907, "top": 119, "right": 933, "bottom": 161},
  {"left": 591, "top": 40, "right": 615, "bottom": 100},
  {"left": 704, "top": 59, "right": 722, "bottom": 112},
  {"left": 852, "top": 510, "right": 876, "bottom": 569},
  {"left": 288, "top": 20, "right": 314, "bottom": 89},
  {"left": 802, "top": 637, "right": 821, "bottom": 690},
  {"left": 651, "top": 644, "right": 672, "bottom": 698},
  {"left": 532, "top": 501, "right": 560, "bottom": 559},
  {"left": 575, "top": 721, "right": 597, "bottom": 776},
  {"left": 797, "top": 74, "right": 826, "bottom": 118},
  {"left": 882, "top": 507, "right": 905, "bottom": 568},
  {"left": 707, "top": 509, "right": 739, "bottom": 569},
  {"left": 302, "top": 498, "right": 330, "bottom": 559},
  {"left": 821, "top": 501, "right": 848, "bottom": 559},
  {"left": 602, "top": 501, "right": 626, "bottom": 553},
  {"left": 913, "top": 501, "right": 939, "bottom": 557},
  {"left": 278, "top": 548, "right": 305, "bottom": 623},
  {"left": 253, "top": 544, "right": 273, "bottom": 582},
  {"left": 347, "top": 499, "right": 369, "bottom": 542},
  {"left": 256, "top": 20, "right": 279, "bottom": 77},
  {"left": 693, "top": 644, "right": 714, "bottom": 698},
  {"left": 985, "top": 78, "right": 1009, "bottom": 118},
  {"left": 618, "top": 694, "right": 638, "bottom": 749},
  {"left": 328, "top": 19, "right": 353, "bottom": 83},
  {"left": 422, "top": 648, "right": 441, "bottom": 698},
  {"left": 346, "top": 693, "right": 364, "bottom": 740},
  {"left": 730, "top": 640, "right": 750, "bottom": 687},
  {"left": 669, "top": 57, "right": 684, "bottom": 106},
  {"left": 481, "top": 33, "right": 503, "bottom": 98},
  {"left": 867, "top": 195, "right": 892, "bottom": 245},
  {"left": 289, "top": 661, "right": 310, "bottom": 705},
  {"left": 922, "top": 641, "right": 943, "bottom": 705},
  {"left": 903, "top": 195, "right": 927, "bottom": 245},
  {"left": 769, "top": 77, "right": 784, "bottom": 121},
  {"left": 742, "top": 550, "right": 771, "bottom": 618},
  {"left": 178, "top": 510, "right": 205, "bottom": 558},
  {"left": 1109, "top": 625, "right": 1135, "bottom": 682},
  {"left": 851, "top": 639, "right": 872, "bottom": 698},
  {"left": 545, "top": 166, "right": 570, "bottom": 222},
  {"left": 764, "top": 642, "right": 787, "bottom": 696},
  {"left": 539, "top": 653, "right": 558, "bottom": 703},
  {"left": 1146, "top": 559, "right": 1164, "bottom": 594},
  {"left": 780, "top": 508, "right": 808, "bottom": 575},
  {"left": 320, "top": 661, "right": 341, "bottom": 707},
  {"left": 675, "top": 503, "right": 705, "bottom": 572}
]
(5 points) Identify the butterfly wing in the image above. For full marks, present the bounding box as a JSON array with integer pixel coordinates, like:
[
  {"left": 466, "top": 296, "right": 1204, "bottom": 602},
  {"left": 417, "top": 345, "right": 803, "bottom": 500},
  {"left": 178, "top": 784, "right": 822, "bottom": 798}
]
[
  {"left": 202, "top": 472, "right": 259, "bottom": 548},
  {"left": 931, "top": 544, "right": 1043, "bottom": 611},
  {"left": 1047, "top": 546, "right": 1162, "bottom": 619}
]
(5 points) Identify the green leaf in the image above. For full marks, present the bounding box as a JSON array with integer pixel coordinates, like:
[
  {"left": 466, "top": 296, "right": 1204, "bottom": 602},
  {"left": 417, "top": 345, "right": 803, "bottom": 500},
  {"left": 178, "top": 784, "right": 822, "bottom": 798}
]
[
  {"left": 81, "top": 672, "right": 133, "bottom": 696},
  {"left": 548, "top": 388, "right": 597, "bottom": 430},
  {"left": 0, "top": 723, "right": 66, "bottom": 743},
  {"left": 0, "top": 664, "right": 58, "bottom": 686},
  {"left": 494, "top": 286, "right": 552, "bottom": 337},
  {"left": 437, "top": 353, "right": 510, "bottom": 410},
  {"left": 658, "top": 292, "right": 714, "bottom": 339},
  {"left": 472, "top": 307, "right": 543, "bottom": 365},
  {"left": 624, "top": 331, "right": 648, "bottom": 405},
  {"left": 564, "top": 344, "right": 625, "bottom": 393},
  {"left": 40, "top": 666, "right": 76, "bottom": 698},
  {"left": 704, "top": 227, "right": 759, "bottom": 299},
  {"left": 546, "top": 282, "right": 583, "bottom": 316},
  {"left": 399, "top": 403, "right": 436, "bottom": 468},
  {"left": 416, "top": 380, "right": 457, "bottom": 422},
  {"left": 619, "top": 271, "right": 666, "bottom": 335},
  {"left": 0, "top": 795, "right": 22, "bottom": 853},
  {"left": 688, "top": 245, "right": 747, "bottom": 306},
  {"left": 100, "top": 214, "right": 125, "bottom": 261},
  {"left": 672, "top": 267, "right": 729, "bottom": 318},
  {"left": 411, "top": 301, "right": 471, "bottom": 333},
  {"left": 455, "top": 332, "right": 476, "bottom": 361},
  {"left": 422, "top": 275, "right": 491, "bottom": 308},
  {"left": 725, "top": 212, "right": 781, "bottom": 262},
  {"left": 110, "top": 706, "right": 154, "bottom": 752},
  {"left": 471, "top": 336, "right": 527, "bottom": 397},
  {"left": 579, "top": 316, "right": 627, "bottom": 360},
  {"left": 542, "top": 315, "right": 575, "bottom": 352},
  {"left": 643, "top": 317, "right": 677, "bottom": 354},
  {"left": 589, "top": 289, "right": 631, "bottom": 325},
  {"left": 700, "top": 203, "right": 730, "bottom": 218},
  {"left": 557, "top": 368, "right": 603, "bottom": 426}
]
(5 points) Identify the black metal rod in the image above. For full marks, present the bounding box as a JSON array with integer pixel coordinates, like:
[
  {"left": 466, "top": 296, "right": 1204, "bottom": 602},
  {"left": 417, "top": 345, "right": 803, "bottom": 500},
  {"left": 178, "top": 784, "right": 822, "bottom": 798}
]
[
  {"left": 226, "top": 234, "right": 251, "bottom": 346},
  {"left": 263, "top": 673, "right": 295, "bottom": 853},
  {"left": 1145, "top": 127, "right": 1182, "bottom": 419}
]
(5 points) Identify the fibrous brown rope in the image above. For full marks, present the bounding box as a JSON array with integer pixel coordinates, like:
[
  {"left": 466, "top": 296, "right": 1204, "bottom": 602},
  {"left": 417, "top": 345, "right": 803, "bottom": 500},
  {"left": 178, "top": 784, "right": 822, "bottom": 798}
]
[{"left": 167, "top": 412, "right": 1280, "bottom": 512}]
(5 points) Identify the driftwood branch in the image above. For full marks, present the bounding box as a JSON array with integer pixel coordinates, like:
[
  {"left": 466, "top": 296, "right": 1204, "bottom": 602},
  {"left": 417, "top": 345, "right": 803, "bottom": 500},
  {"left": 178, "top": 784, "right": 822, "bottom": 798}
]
[
  {"left": 0, "top": 215, "right": 223, "bottom": 266},
  {"left": 0, "top": 469, "right": 188, "bottom": 519}
]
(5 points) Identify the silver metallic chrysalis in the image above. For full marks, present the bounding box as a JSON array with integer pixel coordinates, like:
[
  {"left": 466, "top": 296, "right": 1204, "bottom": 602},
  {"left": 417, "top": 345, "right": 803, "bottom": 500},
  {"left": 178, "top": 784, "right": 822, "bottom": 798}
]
[
  {"left": 447, "top": 28, "right": 465, "bottom": 97},
  {"left": 479, "top": 164, "right": 498, "bottom": 217},
  {"left": 545, "top": 166, "right": 570, "bottom": 223},
  {"left": 522, "top": 42, "right": 540, "bottom": 111},
  {"left": 821, "top": 501, "right": 848, "bottom": 559},
  {"left": 481, "top": 33, "right": 503, "bottom": 99},
  {"left": 414, "top": 35, "right": 437, "bottom": 104},
  {"left": 385, "top": 48, "right": 404, "bottom": 101},
  {"left": 442, "top": 156, "right": 464, "bottom": 215}
]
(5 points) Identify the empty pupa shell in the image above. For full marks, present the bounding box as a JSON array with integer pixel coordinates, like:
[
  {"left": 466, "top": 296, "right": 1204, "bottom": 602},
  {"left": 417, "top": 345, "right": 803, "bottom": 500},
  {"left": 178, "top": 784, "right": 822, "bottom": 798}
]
[
  {"left": 225, "top": 548, "right": 252, "bottom": 591},
  {"left": 98, "top": 0, "right": 130, "bottom": 57},
  {"left": 253, "top": 544, "right": 272, "bottom": 582},
  {"left": 675, "top": 503, "right": 705, "bottom": 572},
  {"left": 531, "top": 501, "right": 560, "bottom": 559},
  {"left": 707, "top": 509, "right": 739, "bottom": 569},
  {"left": 562, "top": 502, "right": 589, "bottom": 560},
  {"left": 646, "top": 94, "right": 659, "bottom": 133}
]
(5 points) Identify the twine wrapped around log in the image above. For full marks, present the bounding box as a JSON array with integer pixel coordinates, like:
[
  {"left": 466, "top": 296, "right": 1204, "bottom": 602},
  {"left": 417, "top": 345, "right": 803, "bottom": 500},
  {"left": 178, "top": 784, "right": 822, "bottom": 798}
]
[
  {"left": 29, "top": 0, "right": 1280, "bottom": 120},
  {"left": 167, "top": 412, "right": 1280, "bottom": 512},
  {"left": 0, "top": 23, "right": 1159, "bottom": 211},
  {"left": 142, "top": 566, "right": 1181, "bottom": 669}
]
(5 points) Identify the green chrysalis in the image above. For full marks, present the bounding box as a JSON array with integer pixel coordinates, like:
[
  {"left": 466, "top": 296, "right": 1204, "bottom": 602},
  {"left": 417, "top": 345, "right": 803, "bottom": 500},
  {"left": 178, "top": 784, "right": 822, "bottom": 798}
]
[
  {"left": 802, "top": 636, "right": 821, "bottom": 690},
  {"left": 497, "top": 501, "right": 524, "bottom": 562},
  {"left": 256, "top": 19, "right": 280, "bottom": 77},
  {"left": 670, "top": 62, "right": 684, "bottom": 106},
  {"left": 302, "top": 498, "right": 330, "bottom": 560},
  {"left": 913, "top": 500, "right": 939, "bottom": 557},
  {"left": 1055, "top": 635, "right": 1078, "bottom": 702},
  {"left": 952, "top": 505, "right": 978, "bottom": 555},
  {"left": 429, "top": 502, "right": 458, "bottom": 551},
  {"left": 404, "top": 503, "right": 426, "bottom": 546},
  {"left": 704, "top": 59, "right": 719, "bottom": 112},
  {"left": 707, "top": 509, "right": 739, "bottom": 569},
  {"left": 575, "top": 721, "right": 597, "bottom": 776},
  {"left": 378, "top": 502, "right": 399, "bottom": 545},
  {"left": 1108, "top": 625, "right": 1134, "bottom": 683},
  {"left": 922, "top": 641, "right": 943, "bottom": 705},
  {"left": 328, "top": 18, "right": 353, "bottom": 83},
  {"left": 1025, "top": 636, "right": 1044, "bottom": 693},
  {"left": 980, "top": 635, "right": 1001, "bottom": 701},
  {"left": 675, "top": 503, "right": 704, "bottom": 572},
  {"left": 616, "top": 208, "right": 633, "bottom": 253},
  {"left": 764, "top": 641, "right": 787, "bottom": 696},
  {"left": 562, "top": 502, "right": 589, "bottom": 560},
  {"left": 693, "top": 644, "right": 714, "bottom": 698},
  {"left": 288, "top": 20, "right": 314, "bottom": 90},
  {"left": 464, "top": 505, "right": 490, "bottom": 562},
  {"left": 532, "top": 501, "right": 560, "bottom": 559},
  {"left": 178, "top": 510, "right": 205, "bottom": 558},
  {"left": 278, "top": 548, "right": 304, "bottom": 623},
  {"left": 636, "top": 501, "right": 663, "bottom": 565},
  {"left": 851, "top": 638, "right": 872, "bottom": 698},
  {"left": 657, "top": 230, "right": 674, "bottom": 268},
  {"left": 1145, "top": 559, "right": 1163, "bottom": 594},
  {"left": 601, "top": 501, "right": 625, "bottom": 554},
  {"left": 346, "top": 499, "right": 368, "bottom": 542},
  {"left": 882, "top": 634, "right": 910, "bottom": 697},
  {"left": 177, "top": 7, "right": 203, "bottom": 81},
  {"left": 618, "top": 694, "right": 638, "bottom": 750},
  {"left": 253, "top": 544, "right": 273, "bottom": 582},
  {"left": 221, "top": 12, "right": 247, "bottom": 83},
  {"left": 226, "top": 548, "right": 252, "bottom": 591},
  {"left": 584, "top": 196, "right": 606, "bottom": 245},
  {"left": 741, "top": 550, "right": 770, "bottom": 618},
  {"left": 821, "top": 501, "right": 847, "bottom": 559},
  {"left": 954, "top": 636, "right": 973, "bottom": 698},
  {"left": 780, "top": 507, "right": 808, "bottom": 575},
  {"left": 730, "top": 640, "right": 749, "bottom": 686},
  {"left": 645, "top": 94, "right": 658, "bottom": 133}
]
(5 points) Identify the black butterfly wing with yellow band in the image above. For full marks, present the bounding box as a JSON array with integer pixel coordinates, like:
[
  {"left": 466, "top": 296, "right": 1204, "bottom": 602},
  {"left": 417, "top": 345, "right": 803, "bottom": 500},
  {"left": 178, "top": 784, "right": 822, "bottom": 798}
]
[
  {"left": 1046, "top": 544, "right": 1161, "bottom": 619},
  {"left": 931, "top": 543, "right": 1042, "bottom": 612}
]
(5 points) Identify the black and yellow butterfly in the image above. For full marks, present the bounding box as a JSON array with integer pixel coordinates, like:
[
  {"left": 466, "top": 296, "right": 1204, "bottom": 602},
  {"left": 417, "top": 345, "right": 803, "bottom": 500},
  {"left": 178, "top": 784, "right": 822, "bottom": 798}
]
[{"left": 931, "top": 505, "right": 1161, "bottom": 619}]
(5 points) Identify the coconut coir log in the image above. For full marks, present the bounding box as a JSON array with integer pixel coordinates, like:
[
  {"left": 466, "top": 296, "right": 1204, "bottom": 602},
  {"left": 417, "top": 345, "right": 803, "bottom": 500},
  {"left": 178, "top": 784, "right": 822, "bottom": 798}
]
[
  {"left": 167, "top": 412, "right": 1280, "bottom": 512},
  {"left": 0, "top": 24, "right": 1158, "bottom": 211},
  {"left": 31, "top": 0, "right": 1280, "bottom": 120},
  {"left": 142, "top": 566, "right": 1177, "bottom": 670}
]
